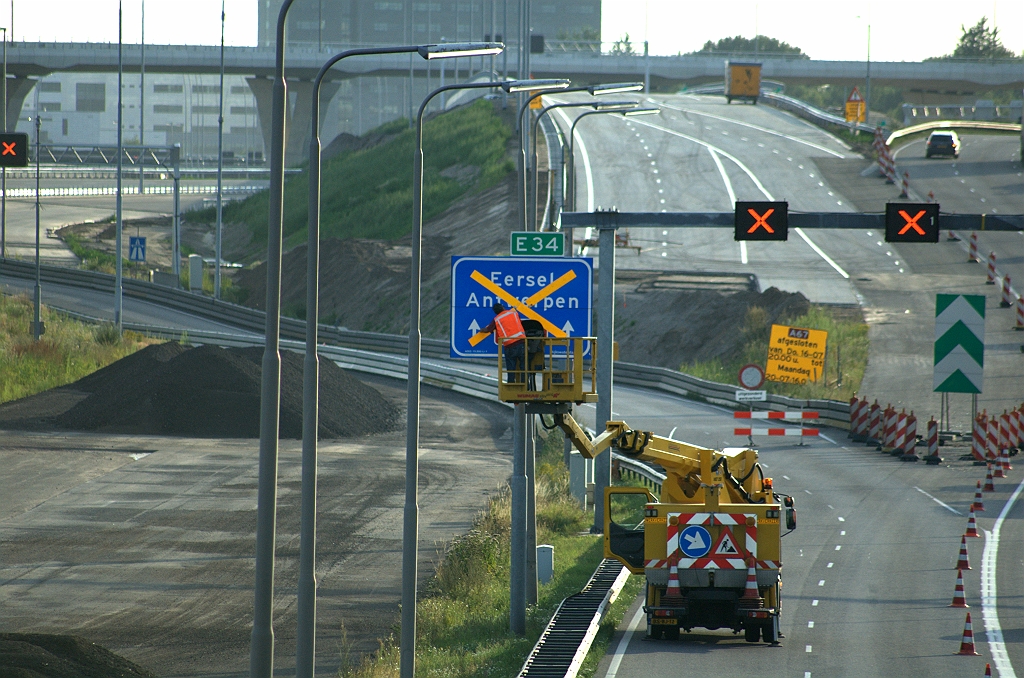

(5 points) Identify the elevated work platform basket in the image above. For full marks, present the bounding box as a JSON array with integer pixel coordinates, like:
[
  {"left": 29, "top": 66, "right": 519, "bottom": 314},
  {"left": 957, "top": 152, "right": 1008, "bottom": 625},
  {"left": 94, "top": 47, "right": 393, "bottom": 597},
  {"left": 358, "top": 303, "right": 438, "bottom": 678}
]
[{"left": 497, "top": 336, "right": 598, "bottom": 404}]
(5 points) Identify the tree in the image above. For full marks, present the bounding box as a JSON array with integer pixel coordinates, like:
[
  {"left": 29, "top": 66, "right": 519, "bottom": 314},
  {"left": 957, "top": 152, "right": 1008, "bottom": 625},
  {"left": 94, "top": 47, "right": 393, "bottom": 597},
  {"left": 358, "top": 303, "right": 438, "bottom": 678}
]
[
  {"left": 690, "top": 35, "right": 806, "bottom": 57},
  {"left": 945, "top": 17, "right": 1016, "bottom": 59},
  {"left": 610, "top": 33, "right": 636, "bottom": 56}
]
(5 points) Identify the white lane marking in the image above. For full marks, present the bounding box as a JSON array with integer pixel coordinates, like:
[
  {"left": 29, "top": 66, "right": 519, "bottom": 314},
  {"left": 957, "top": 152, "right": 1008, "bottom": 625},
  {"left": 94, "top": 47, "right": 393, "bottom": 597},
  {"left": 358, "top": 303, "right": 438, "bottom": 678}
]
[
  {"left": 606, "top": 605, "right": 646, "bottom": 678},
  {"left": 827, "top": 562, "right": 833, "bottom": 568},
  {"left": 819, "top": 433, "right": 838, "bottom": 444},
  {"left": 669, "top": 426, "right": 678, "bottom": 438},
  {"left": 840, "top": 530, "right": 846, "bottom": 535},
  {"left": 838, "top": 517, "right": 845, "bottom": 522},
  {"left": 835, "top": 545, "right": 842, "bottom": 551},
  {"left": 808, "top": 620, "right": 814, "bottom": 628},
  {"left": 812, "top": 599, "right": 819, "bottom": 606},
  {"left": 656, "top": 100, "right": 847, "bottom": 158},
  {"left": 805, "top": 673, "right": 812, "bottom": 678},
  {"left": 818, "top": 580, "right": 825, "bottom": 586},
  {"left": 804, "top": 490, "right": 812, "bottom": 495},
  {"left": 806, "top": 645, "right": 813, "bottom": 653},
  {"left": 627, "top": 117, "right": 848, "bottom": 279},
  {"left": 982, "top": 476, "right": 1024, "bottom": 678},
  {"left": 913, "top": 486, "right": 963, "bottom": 515},
  {"left": 793, "top": 228, "right": 850, "bottom": 279},
  {"left": 783, "top": 475, "right": 791, "bottom": 480},
  {"left": 827, "top": 504, "right": 835, "bottom": 510}
]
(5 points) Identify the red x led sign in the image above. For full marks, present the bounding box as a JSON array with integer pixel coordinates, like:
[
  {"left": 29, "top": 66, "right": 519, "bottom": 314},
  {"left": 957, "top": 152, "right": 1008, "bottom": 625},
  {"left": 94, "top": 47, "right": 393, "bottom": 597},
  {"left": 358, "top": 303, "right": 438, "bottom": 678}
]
[
  {"left": 734, "top": 201, "right": 788, "bottom": 241},
  {"left": 0, "top": 133, "right": 29, "bottom": 167},
  {"left": 885, "top": 202, "right": 939, "bottom": 243}
]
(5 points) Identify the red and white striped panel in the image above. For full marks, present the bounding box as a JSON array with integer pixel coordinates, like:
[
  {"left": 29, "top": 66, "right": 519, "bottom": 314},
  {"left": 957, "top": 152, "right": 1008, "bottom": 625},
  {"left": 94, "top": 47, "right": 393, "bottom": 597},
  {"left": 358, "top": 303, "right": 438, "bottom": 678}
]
[
  {"left": 987, "top": 417, "right": 1000, "bottom": 459},
  {"left": 903, "top": 414, "right": 918, "bottom": 454},
  {"left": 894, "top": 411, "right": 907, "bottom": 452},
  {"left": 973, "top": 416, "right": 987, "bottom": 461},
  {"left": 854, "top": 399, "right": 869, "bottom": 436},
  {"left": 669, "top": 512, "right": 758, "bottom": 570},
  {"left": 735, "top": 427, "right": 819, "bottom": 437},
  {"left": 734, "top": 411, "right": 819, "bottom": 420},
  {"left": 999, "top": 412, "right": 1011, "bottom": 451}
]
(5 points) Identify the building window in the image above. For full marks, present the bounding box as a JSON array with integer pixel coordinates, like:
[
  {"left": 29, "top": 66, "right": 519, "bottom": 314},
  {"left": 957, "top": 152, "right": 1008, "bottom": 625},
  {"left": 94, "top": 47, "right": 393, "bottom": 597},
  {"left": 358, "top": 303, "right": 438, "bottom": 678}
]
[
  {"left": 230, "top": 106, "right": 257, "bottom": 115},
  {"left": 374, "top": 1, "right": 403, "bottom": 9},
  {"left": 76, "top": 83, "right": 106, "bottom": 113},
  {"left": 231, "top": 85, "right": 249, "bottom": 94},
  {"left": 40, "top": 102, "right": 62, "bottom": 112},
  {"left": 192, "top": 105, "right": 220, "bottom": 114},
  {"left": 62, "top": 118, "right": 69, "bottom": 136},
  {"left": 154, "top": 84, "right": 184, "bottom": 93},
  {"left": 154, "top": 123, "right": 184, "bottom": 132},
  {"left": 153, "top": 104, "right": 183, "bottom": 114},
  {"left": 39, "top": 82, "right": 61, "bottom": 93},
  {"left": 192, "top": 85, "right": 221, "bottom": 94}
]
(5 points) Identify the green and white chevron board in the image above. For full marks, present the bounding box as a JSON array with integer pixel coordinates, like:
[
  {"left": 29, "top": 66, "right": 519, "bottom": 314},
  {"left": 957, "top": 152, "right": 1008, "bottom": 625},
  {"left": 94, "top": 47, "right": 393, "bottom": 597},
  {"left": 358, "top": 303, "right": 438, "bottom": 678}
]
[{"left": 934, "top": 294, "right": 985, "bottom": 394}]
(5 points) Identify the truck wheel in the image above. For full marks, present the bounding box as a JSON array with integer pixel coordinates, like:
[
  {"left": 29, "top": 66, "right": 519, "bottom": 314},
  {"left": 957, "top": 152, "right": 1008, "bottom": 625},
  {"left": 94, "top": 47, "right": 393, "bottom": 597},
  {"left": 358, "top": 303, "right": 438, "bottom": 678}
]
[
  {"left": 744, "top": 625, "right": 761, "bottom": 642},
  {"left": 763, "top": 616, "right": 780, "bottom": 644}
]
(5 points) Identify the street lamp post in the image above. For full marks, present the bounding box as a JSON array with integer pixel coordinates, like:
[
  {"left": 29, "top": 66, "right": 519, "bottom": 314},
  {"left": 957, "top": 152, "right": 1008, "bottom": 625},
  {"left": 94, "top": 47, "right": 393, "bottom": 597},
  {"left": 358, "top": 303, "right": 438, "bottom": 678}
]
[
  {"left": 215, "top": 0, "right": 224, "bottom": 299},
  {"left": 519, "top": 83, "right": 642, "bottom": 233},
  {"left": 31, "top": 113, "right": 42, "bottom": 340},
  {"left": 300, "top": 40, "right": 503, "bottom": 678},
  {"left": 115, "top": 0, "right": 123, "bottom": 331},
  {"left": 1, "top": 26, "right": 7, "bottom": 260},
  {"left": 406, "top": 78, "right": 568, "bottom": 672},
  {"left": 531, "top": 100, "right": 638, "bottom": 232}
]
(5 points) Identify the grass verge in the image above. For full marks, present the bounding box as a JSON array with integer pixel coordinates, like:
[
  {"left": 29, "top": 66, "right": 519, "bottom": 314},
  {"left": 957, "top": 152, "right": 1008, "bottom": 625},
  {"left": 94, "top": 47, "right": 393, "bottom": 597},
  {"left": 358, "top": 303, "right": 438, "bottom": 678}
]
[
  {"left": 189, "top": 99, "right": 516, "bottom": 250},
  {"left": 338, "top": 430, "right": 642, "bottom": 678},
  {"left": 0, "top": 292, "right": 157, "bottom": 404},
  {"left": 680, "top": 304, "right": 869, "bottom": 402}
]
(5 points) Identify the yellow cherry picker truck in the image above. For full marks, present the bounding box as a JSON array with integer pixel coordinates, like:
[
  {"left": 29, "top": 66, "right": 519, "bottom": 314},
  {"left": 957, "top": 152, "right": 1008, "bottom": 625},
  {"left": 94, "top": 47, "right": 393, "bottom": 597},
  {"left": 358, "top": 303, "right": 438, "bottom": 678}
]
[{"left": 498, "top": 336, "right": 796, "bottom": 643}]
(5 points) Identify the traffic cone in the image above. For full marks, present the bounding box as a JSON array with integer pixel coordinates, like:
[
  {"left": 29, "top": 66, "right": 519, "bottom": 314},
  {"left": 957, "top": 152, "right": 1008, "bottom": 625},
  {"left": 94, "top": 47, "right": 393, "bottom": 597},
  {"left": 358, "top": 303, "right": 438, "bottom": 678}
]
[
  {"left": 664, "top": 559, "right": 682, "bottom": 600},
  {"left": 949, "top": 569, "right": 969, "bottom": 608},
  {"left": 972, "top": 481, "right": 985, "bottom": 512},
  {"left": 965, "top": 508, "right": 980, "bottom": 538},
  {"left": 994, "top": 456, "right": 1006, "bottom": 479},
  {"left": 956, "top": 612, "right": 980, "bottom": 655},
  {"left": 956, "top": 535, "right": 971, "bottom": 570},
  {"left": 984, "top": 466, "right": 996, "bottom": 492},
  {"left": 1001, "top": 445, "right": 1012, "bottom": 472},
  {"left": 741, "top": 559, "right": 760, "bottom": 600}
]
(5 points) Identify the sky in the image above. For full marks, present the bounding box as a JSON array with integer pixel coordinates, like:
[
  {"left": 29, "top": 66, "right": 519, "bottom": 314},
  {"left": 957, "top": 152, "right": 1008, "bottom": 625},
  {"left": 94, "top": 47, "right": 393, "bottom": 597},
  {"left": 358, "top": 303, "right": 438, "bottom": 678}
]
[{"left": 6, "top": 0, "right": 1024, "bottom": 63}]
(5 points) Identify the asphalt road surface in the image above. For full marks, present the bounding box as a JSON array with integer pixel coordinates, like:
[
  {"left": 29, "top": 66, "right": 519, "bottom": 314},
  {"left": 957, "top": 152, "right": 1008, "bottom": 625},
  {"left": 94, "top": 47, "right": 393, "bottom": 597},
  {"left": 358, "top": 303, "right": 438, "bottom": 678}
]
[
  {"left": 581, "top": 382, "right": 1023, "bottom": 678},
  {"left": 555, "top": 93, "right": 1024, "bottom": 429},
  {"left": 0, "top": 376, "right": 512, "bottom": 678}
]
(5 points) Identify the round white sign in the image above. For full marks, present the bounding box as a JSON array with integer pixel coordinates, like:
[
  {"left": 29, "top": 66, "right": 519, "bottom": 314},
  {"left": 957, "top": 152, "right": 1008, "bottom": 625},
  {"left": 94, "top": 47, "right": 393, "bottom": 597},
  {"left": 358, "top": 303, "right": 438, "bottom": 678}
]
[{"left": 738, "top": 363, "right": 765, "bottom": 390}]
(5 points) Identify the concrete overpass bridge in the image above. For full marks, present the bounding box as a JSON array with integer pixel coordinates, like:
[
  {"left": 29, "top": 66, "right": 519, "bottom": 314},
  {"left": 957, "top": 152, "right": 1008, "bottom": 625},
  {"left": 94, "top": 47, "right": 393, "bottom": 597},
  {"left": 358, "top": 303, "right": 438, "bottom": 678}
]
[{"left": 6, "top": 41, "right": 1023, "bottom": 163}]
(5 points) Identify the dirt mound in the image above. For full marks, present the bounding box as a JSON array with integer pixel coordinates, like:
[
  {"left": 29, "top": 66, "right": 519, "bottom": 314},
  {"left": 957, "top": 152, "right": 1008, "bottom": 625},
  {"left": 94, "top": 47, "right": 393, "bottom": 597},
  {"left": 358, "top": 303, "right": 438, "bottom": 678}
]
[
  {"left": 0, "top": 342, "right": 400, "bottom": 438},
  {"left": 614, "top": 285, "right": 811, "bottom": 370},
  {"left": 0, "top": 633, "right": 156, "bottom": 678}
]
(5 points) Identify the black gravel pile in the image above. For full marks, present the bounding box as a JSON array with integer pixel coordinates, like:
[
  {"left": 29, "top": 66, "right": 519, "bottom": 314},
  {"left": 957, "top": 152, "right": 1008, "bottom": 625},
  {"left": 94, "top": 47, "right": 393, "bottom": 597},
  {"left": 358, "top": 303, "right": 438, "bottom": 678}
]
[
  {"left": 0, "top": 633, "right": 157, "bottom": 678},
  {"left": 55, "top": 342, "right": 400, "bottom": 438}
]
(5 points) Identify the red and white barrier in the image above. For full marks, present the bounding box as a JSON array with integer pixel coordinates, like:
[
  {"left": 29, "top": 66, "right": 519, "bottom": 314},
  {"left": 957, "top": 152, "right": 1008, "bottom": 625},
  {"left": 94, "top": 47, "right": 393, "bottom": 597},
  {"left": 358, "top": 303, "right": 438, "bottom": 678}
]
[
  {"left": 867, "top": 400, "right": 882, "bottom": 444},
  {"left": 1001, "top": 276, "right": 1014, "bottom": 307},
  {"left": 734, "top": 427, "right": 819, "bottom": 437},
  {"left": 924, "top": 416, "right": 939, "bottom": 460},
  {"left": 968, "top": 232, "right": 980, "bottom": 262},
  {"left": 899, "top": 171, "right": 910, "bottom": 198},
  {"left": 972, "top": 413, "right": 987, "bottom": 461},
  {"left": 999, "top": 411, "right": 1012, "bottom": 452},
  {"left": 854, "top": 398, "right": 869, "bottom": 438},
  {"left": 987, "top": 251, "right": 997, "bottom": 284},
  {"left": 987, "top": 414, "right": 1001, "bottom": 462},
  {"left": 883, "top": 405, "right": 898, "bottom": 452},
  {"left": 734, "top": 411, "right": 819, "bottom": 420},
  {"left": 1015, "top": 295, "right": 1024, "bottom": 331},
  {"left": 893, "top": 410, "right": 908, "bottom": 455},
  {"left": 900, "top": 411, "right": 919, "bottom": 460},
  {"left": 848, "top": 395, "right": 858, "bottom": 431}
]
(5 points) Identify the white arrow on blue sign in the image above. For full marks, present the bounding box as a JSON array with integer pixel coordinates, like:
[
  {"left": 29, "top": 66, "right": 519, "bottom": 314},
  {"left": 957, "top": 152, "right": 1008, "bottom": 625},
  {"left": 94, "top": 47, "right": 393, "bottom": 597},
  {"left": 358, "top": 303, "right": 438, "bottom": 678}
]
[
  {"left": 450, "top": 255, "right": 592, "bottom": 358},
  {"left": 128, "top": 236, "right": 146, "bottom": 263}
]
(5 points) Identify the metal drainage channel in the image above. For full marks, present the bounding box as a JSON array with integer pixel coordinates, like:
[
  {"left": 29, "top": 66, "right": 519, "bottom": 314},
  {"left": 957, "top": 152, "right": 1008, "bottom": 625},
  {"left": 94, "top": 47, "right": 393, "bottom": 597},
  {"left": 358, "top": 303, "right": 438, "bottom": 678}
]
[{"left": 518, "top": 559, "right": 628, "bottom": 678}]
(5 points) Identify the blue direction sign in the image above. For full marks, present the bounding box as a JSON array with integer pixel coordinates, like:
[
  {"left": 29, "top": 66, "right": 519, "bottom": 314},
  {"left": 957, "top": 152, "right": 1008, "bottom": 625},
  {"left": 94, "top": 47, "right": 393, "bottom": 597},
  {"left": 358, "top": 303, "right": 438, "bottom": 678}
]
[
  {"left": 450, "top": 255, "right": 593, "bottom": 358},
  {"left": 679, "top": 524, "right": 712, "bottom": 558},
  {"left": 128, "top": 236, "right": 146, "bottom": 262}
]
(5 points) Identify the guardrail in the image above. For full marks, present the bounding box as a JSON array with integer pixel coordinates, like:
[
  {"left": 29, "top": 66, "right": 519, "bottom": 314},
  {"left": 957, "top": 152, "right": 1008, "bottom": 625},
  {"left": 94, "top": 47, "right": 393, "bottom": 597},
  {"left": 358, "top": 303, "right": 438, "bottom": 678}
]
[{"left": 885, "top": 119, "right": 1022, "bottom": 145}]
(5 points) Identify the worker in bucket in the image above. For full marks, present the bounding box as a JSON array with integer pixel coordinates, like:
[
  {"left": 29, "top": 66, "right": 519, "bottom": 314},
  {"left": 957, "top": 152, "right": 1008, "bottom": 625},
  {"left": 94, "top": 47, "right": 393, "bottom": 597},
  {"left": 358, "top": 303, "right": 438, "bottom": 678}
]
[{"left": 483, "top": 302, "right": 526, "bottom": 382}]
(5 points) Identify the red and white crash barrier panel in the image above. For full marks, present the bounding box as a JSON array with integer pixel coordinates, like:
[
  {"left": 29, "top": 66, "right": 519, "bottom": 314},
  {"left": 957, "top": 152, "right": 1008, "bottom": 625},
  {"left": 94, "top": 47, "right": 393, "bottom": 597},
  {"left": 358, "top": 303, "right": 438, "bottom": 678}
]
[
  {"left": 1001, "top": 275, "right": 1014, "bottom": 308},
  {"left": 882, "top": 405, "right": 898, "bottom": 452},
  {"left": 972, "top": 414, "right": 987, "bottom": 462},
  {"left": 734, "top": 427, "right": 820, "bottom": 437},
  {"left": 987, "top": 251, "right": 997, "bottom": 284},
  {"left": 924, "top": 416, "right": 941, "bottom": 463},
  {"left": 899, "top": 411, "right": 919, "bottom": 460},
  {"left": 867, "top": 401, "right": 882, "bottom": 444},
  {"left": 1015, "top": 295, "right": 1024, "bottom": 330},
  {"left": 987, "top": 413, "right": 1000, "bottom": 460},
  {"left": 734, "top": 411, "right": 819, "bottom": 420}
]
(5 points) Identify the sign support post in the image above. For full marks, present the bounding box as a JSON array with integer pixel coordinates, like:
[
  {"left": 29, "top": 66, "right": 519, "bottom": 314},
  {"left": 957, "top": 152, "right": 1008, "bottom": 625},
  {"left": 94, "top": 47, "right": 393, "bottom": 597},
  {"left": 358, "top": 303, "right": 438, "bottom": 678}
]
[{"left": 594, "top": 211, "right": 617, "bottom": 534}]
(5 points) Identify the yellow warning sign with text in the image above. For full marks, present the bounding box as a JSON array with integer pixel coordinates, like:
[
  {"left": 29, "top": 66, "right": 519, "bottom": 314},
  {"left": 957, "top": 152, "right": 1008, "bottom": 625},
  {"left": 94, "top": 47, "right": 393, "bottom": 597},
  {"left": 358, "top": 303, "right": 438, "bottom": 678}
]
[
  {"left": 845, "top": 87, "right": 865, "bottom": 123},
  {"left": 765, "top": 324, "right": 828, "bottom": 385},
  {"left": 530, "top": 95, "right": 544, "bottom": 110}
]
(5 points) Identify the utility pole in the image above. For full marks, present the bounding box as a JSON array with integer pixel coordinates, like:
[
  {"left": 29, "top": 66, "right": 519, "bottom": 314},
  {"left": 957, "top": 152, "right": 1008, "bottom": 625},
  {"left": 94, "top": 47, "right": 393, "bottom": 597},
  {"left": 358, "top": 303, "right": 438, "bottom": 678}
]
[
  {"left": 139, "top": 0, "right": 145, "bottom": 196},
  {"left": 1, "top": 26, "right": 7, "bottom": 260},
  {"left": 115, "top": 0, "right": 124, "bottom": 331},
  {"left": 215, "top": 0, "right": 225, "bottom": 299}
]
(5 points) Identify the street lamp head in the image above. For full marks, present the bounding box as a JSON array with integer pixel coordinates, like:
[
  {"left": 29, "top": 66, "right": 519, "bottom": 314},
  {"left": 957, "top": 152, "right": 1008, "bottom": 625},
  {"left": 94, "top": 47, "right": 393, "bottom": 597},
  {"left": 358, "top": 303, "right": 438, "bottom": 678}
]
[
  {"left": 419, "top": 42, "right": 504, "bottom": 59},
  {"left": 622, "top": 107, "right": 660, "bottom": 116},
  {"left": 502, "top": 78, "right": 571, "bottom": 93},
  {"left": 587, "top": 82, "right": 644, "bottom": 96},
  {"left": 591, "top": 100, "right": 640, "bottom": 111}
]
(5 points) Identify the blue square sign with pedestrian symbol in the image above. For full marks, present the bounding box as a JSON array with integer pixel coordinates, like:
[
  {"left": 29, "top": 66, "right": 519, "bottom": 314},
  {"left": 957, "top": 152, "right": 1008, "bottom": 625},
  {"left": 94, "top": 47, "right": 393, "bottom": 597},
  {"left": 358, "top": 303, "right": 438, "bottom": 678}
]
[
  {"left": 450, "top": 255, "right": 593, "bottom": 358},
  {"left": 129, "top": 236, "right": 146, "bottom": 263}
]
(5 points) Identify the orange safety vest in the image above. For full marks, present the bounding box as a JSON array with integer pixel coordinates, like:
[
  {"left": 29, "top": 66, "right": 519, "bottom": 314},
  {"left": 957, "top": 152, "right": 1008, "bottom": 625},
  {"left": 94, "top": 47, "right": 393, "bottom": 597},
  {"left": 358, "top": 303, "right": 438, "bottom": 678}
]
[{"left": 493, "top": 308, "right": 525, "bottom": 344}]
